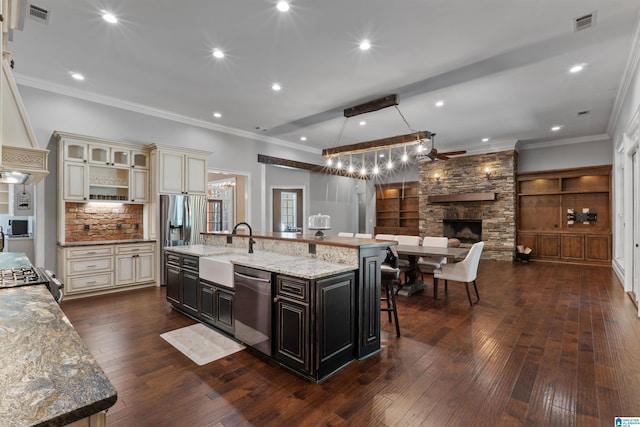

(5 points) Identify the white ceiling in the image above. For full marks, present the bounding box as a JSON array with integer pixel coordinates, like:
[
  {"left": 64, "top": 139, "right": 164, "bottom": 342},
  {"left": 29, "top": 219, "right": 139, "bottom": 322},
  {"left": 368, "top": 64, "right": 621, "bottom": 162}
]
[{"left": 8, "top": 0, "right": 640, "bottom": 160}]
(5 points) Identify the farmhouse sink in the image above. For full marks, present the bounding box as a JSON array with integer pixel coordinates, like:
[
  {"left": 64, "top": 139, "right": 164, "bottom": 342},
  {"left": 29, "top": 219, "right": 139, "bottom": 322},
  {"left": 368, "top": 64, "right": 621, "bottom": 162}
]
[{"left": 199, "top": 254, "right": 238, "bottom": 288}]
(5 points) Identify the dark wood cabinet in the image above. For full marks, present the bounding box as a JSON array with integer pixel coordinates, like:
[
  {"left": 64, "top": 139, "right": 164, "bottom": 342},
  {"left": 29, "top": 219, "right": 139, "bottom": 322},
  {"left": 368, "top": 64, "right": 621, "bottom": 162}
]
[
  {"left": 199, "top": 279, "right": 234, "bottom": 335},
  {"left": 517, "top": 165, "right": 611, "bottom": 265},
  {"left": 357, "top": 246, "right": 382, "bottom": 358},
  {"left": 165, "top": 252, "right": 198, "bottom": 315},
  {"left": 374, "top": 181, "right": 419, "bottom": 236},
  {"left": 274, "top": 271, "right": 355, "bottom": 381}
]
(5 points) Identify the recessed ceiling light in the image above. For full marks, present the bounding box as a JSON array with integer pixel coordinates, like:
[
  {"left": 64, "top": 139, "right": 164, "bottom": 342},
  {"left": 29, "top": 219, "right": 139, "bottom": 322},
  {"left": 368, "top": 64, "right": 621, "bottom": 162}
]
[
  {"left": 359, "top": 121, "right": 366, "bottom": 126},
  {"left": 71, "top": 72, "right": 85, "bottom": 81},
  {"left": 272, "top": 83, "right": 281, "bottom": 91},
  {"left": 569, "top": 63, "right": 586, "bottom": 73},
  {"left": 359, "top": 39, "right": 371, "bottom": 50},
  {"left": 300, "top": 136, "right": 307, "bottom": 141},
  {"left": 435, "top": 100, "right": 444, "bottom": 107},
  {"left": 482, "top": 137, "right": 490, "bottom": 142},
  {"left": 212, "top": 48, "right": 224, "bottom": 59},
  {"left": 102, "top": 13, "right": 117, "bottom": 24},
  {"left": 551, "top": 125, "right": 564, "bottom": 132},
  {"left": 379, "top": 153, "right": 385, "bottom": 158},
  {"left": 276, "top": 1, "right": 290, "bottom": 12},
  {"left": 213, "top": 112, "right": 222, "bottom": 118}
]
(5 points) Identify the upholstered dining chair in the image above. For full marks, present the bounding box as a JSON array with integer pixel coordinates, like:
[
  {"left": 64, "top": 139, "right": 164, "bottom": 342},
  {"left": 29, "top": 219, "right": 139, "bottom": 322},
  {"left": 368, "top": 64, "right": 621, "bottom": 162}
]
[
  {"left": 417, "top": 236, "right": 449, "bottom": 282},
  {"left": 393, "top": 235, "right": 421, "bottom": 287},
  {"left": 433, "top": 241, "right": 485, "bottom": 306},
  {"left": 375, "top": 234, "right": 396, "bottom": 241},
  {"left": 338, "top": 232, "right": 354, "bottom": 237},
  {"left": 355, "top": 233, "right": 372, "bottom": 239}
]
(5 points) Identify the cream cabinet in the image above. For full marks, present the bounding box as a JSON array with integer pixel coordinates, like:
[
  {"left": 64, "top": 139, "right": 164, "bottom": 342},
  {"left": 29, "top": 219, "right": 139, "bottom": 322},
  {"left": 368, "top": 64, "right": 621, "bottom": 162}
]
[
  {"left": 59, "top": 242, "right": 156, "bottom": 297},
  {"left": 55, "top": 132, "right": 150, "bottom": 203},
  {"left": 152, "top": 145, "right": 209, "bottom": 195},
  {"left": 115, "top": 243, "right": 155, "bottom": 286}
]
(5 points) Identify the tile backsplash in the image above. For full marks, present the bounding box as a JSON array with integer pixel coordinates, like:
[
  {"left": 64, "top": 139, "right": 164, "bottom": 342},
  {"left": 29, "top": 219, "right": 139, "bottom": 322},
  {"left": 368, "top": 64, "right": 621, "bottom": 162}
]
[{"left": 65, "top": 202, "right": 143, "bottom": 242}]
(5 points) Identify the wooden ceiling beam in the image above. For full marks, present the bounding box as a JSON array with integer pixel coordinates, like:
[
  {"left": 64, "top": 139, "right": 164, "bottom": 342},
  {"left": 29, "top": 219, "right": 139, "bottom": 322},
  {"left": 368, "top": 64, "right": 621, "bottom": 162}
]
[
  {"left": 322, "top": 131, "right": 431, "bottom": 158},
  {"left": 257, "top": 154, "right": 370, "bottom": 179},
  {"left": 343, "top": 94, "right": 398, "bottom": 117}
]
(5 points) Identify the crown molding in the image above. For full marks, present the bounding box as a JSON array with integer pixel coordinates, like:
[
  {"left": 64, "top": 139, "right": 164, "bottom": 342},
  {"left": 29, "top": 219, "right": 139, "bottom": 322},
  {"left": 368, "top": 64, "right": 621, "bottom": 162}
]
[
  {"left": 516, "top": 133, "right": 610, "bottom": 151},
  {"left": 607, "top": 12, "right": 640, "bottom": 135},
  {"left": 13, "top": 73, "right": 321, "bottom": 155}
]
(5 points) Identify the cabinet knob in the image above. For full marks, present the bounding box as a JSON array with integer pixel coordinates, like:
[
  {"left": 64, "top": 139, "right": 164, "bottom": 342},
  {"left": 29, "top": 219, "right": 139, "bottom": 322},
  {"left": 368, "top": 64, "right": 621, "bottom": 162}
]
[{"left": 273, "top": 297, "right": 279, "bottom": 303}]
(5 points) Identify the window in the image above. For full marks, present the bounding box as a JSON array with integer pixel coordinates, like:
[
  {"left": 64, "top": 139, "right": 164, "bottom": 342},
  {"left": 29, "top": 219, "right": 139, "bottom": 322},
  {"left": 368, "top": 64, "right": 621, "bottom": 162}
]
[{"left": 280, "top": 191, "right": 297, "bottom": 231}]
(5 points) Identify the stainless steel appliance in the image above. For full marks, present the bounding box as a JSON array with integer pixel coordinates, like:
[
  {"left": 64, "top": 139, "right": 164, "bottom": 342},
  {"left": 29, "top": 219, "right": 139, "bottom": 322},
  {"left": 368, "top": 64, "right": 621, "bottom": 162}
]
[
  {"left": 159, "top": 194, "right": 207, "bottom": 285},
  {"left": 234, "top": 265, "right": 273, "bottom": 356},
  {"left": 0, "top": 258, "right": 64, "bottom": 302}
]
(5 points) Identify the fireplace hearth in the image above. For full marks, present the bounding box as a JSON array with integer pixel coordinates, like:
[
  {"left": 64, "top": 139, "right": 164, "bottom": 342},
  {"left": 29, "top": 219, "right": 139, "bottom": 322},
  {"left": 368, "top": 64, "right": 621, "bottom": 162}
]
[{"left": 443, "top": 219, "right": 482, "bottom": 243}]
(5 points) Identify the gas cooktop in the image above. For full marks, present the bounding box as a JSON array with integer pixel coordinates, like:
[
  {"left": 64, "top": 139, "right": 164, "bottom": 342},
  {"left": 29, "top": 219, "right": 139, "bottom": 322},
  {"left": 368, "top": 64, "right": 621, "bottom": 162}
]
[{"left": 0, "top": 267, "right": 48, "bottom": 288}]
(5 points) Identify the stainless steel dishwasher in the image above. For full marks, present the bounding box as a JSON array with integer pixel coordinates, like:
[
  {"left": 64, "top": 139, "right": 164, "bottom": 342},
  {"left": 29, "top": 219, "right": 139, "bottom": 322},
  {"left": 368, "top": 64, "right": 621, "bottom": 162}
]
[{"left": 234, "top": 265, "right": 273, "bottom": 356}]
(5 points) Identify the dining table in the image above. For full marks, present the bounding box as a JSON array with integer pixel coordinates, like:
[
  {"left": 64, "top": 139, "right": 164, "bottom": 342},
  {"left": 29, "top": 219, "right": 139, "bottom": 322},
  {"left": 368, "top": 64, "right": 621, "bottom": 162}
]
[{"left": 394, "top": 244, "right": 469, "bottom": 296}]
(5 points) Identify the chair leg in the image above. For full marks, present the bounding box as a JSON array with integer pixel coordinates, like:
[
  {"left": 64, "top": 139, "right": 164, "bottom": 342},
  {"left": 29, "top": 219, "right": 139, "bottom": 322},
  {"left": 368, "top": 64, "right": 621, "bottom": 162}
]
[
  {"left": 465, "top": 282, "right": 473, "bottom": 306},
  {"left": 473, "top": 280, "right": 480, "bottom": 302},
  {"left": 389, "top": 280, "right": 401, "bottom": 337},
  {"left": 433, "top": 278, "right": 438, "bottom": 299},
  {"left": 385, "top": 282, "right": 392, "bottom": 322}
]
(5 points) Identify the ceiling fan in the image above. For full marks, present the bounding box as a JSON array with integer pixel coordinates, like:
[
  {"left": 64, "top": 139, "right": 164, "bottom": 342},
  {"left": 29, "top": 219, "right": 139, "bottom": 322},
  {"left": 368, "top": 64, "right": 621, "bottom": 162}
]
[{"left": 421, "top": 133, "right": 466, "bottom": 161}]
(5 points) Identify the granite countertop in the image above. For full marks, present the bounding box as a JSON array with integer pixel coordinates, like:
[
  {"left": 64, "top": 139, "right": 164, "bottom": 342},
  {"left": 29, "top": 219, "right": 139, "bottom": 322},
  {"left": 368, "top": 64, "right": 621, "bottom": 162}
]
[
  {"left": 0, "top": 286, "right": 117, "bottom": 426},
  {"left": 167, "top": 245, "right": 358, "bottom": 279},
  {"left": 0, "top": 252, "right": 33, "bottom": 269},
  {"left": 59, "top": 239, "right": 155, "bottom": 247},
  {"left": 203, "top": 231, "right": 393, "bottom": 249}
]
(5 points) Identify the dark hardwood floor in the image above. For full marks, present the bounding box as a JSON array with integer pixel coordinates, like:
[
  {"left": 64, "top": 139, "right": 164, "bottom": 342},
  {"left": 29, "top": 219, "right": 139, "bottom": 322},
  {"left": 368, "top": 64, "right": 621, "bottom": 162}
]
[{"left": 60, "top": 260, "right": 640, "bottom": 426}]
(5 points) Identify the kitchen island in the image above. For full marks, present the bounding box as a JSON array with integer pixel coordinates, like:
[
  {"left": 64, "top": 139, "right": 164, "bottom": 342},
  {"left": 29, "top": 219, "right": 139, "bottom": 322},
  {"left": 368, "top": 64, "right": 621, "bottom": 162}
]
[
  {"left": 0, "top": 286, "right": 117, "bottom": 426},
  {"left": 165, "top": 232, "right": 391, "bottom": 381}
]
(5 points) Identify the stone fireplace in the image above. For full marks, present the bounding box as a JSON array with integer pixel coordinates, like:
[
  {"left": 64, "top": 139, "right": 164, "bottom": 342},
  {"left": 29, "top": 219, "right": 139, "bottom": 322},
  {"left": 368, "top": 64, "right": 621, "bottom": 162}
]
[{"left": 418, "top": 150, "right": 517, "bottom": 261}]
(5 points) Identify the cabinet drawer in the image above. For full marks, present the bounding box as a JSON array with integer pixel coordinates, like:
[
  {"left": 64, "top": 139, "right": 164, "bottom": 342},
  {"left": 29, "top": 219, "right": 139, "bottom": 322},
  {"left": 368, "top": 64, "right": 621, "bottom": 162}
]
[
  {"left": 166, "top": 252, "right": 181, "bottom": 265},
  {"left": 116, "top": 243, "right": 154, "bottom": 255},
  {"left": 182, "top": 255, "right": 199, "bottom": 271},
  {"left": 66, "top": 272, "right": 114, "bottom": 294},
  {"left": 65, "top": 246, "right": 114, "bottom": 258},
  {"left": 276, "top": 276, "right": 309, "bottom": 302},
  {"left": 67, "top": 257, "right": 114, "bottom": 275}
]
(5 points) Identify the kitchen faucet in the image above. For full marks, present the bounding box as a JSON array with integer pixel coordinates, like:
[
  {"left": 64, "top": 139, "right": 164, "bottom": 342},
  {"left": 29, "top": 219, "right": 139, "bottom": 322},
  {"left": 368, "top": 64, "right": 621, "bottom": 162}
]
[{"left": 232, "top": 222, "right": 255, "bottom": 253}]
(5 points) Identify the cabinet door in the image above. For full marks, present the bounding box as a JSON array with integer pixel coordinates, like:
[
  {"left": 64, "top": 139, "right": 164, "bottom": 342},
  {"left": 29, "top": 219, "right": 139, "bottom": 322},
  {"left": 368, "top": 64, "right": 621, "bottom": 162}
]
[
  {"left": 135, "top": 253, "right": 155, "bottom": 283},
  {"left": 585, "top": 235, "right": 611, "bottom": 262},
  {"left": 158, "top": 151, "right": 185, "bottom": 194},
  {"left": 166, "top": 265, "right": 181, "bottom": 305},
  {"left": 200, "top": 282, "right": 215, "bottom": 321},
  {"left": 561, "top": 235, "right": 584, "bottom": 261},
  {"left": 316, "top": 272, "right": 355, "bottom": 378},
  {"left": 275, "top": 297, "right": 311, "bottom": 374},
  {"left": 538, "top": 234, "right": 560, "bottom": 258},
  {"left": 131, "top": 150, "right": 149, "bottom": 169},
  {"left": 130, "top": 169, "right": 149, "bottom": 203},
  {"left": 64, "top": 162, "right": 88, "bottom": 201},
  {"left": 182, "top": 270, "right": 199, "bottom": 314},
  {"left": 88, "top": 144, "right": 111, "bottom": 165},
  {"left": 115, "top": 255, "right": 135, "bottom": 286},
  {"left": 215, "top": 288, "right": 234, "bottom": 334},
  {"left": 63, "top": 141, "right": 88, "bottom": 162},
  {"left": 184, "top": 155, "right": 207, "bottom": 195},
  {"left": 358, "top": 248, "right": 382, "bottom": 358},
  {"left": 111, "top": 148, "right": 130, "bottom": 167}
]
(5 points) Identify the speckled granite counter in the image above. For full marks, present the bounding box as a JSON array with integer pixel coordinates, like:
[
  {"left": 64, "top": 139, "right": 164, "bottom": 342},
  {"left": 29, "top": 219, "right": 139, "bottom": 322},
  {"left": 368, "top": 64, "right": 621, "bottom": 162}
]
[
  {"left": 166, "top": 245, "right": 357, "bottom": 279},
  {"left": 0, "top": 286, "right": 117, "bottom": 426}
]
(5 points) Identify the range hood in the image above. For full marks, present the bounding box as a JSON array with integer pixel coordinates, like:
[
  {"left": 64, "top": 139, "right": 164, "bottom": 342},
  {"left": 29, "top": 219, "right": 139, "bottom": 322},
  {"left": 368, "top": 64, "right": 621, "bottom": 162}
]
[{"left": 0, "top": 59, "right": 49, "bottom": 185}]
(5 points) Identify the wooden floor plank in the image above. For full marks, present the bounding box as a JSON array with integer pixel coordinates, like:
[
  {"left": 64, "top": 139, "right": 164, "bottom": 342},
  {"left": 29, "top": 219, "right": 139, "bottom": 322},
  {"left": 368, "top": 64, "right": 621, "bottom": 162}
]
[{"left": 59, "top": 260, "right": 640, "bottom": 426}]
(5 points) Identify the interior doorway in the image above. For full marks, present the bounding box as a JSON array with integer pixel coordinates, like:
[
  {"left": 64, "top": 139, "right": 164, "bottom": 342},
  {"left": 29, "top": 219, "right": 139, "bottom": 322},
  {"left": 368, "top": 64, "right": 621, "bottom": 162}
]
[
  {"left": 272, "top": 188, "right": 304, "bottom": 232},
  {"left": 633, "top": 150, "right": 638, "bottom": 303},
  {"left": 207, "top": 171, "right": 249, "bottom": 232}
]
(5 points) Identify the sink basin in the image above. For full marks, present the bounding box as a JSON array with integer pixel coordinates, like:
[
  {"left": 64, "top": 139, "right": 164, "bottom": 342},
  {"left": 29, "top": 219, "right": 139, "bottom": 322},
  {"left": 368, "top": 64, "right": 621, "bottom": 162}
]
[{"left": 199, "top": 254, "right": 238, "bottom": 288}]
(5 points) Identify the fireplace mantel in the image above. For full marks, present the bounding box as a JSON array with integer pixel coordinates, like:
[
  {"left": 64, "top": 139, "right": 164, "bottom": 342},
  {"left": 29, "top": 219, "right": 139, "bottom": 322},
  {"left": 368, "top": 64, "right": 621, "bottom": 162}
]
[{"left": 427, "top": 192, "right": 496, "bottom": 203}]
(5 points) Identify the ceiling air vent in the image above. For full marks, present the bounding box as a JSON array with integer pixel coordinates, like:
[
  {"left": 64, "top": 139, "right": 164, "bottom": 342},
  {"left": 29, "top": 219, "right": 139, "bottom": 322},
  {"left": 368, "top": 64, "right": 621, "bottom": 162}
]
[
  {"left": 577, "top": 110, "right": 591, "bottom": 117},
  {"left": 28, "top": 4, "right": 50, "bottom": 24},
  {"left": 574, "top": 12, "right": 595, "bottom": 32}
]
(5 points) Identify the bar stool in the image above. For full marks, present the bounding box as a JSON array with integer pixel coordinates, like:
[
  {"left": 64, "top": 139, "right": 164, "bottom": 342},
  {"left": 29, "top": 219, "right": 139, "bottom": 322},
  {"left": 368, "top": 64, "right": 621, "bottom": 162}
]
[{"left": 380, "top": 264, "right": 401, "bottom": 337}]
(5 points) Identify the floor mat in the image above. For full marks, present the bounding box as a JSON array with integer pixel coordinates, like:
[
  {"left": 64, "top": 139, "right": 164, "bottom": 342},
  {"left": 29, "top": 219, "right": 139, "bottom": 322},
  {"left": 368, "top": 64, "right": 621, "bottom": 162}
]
[{"left": 160, "top": 323, "right": 245, "bottom": 366}]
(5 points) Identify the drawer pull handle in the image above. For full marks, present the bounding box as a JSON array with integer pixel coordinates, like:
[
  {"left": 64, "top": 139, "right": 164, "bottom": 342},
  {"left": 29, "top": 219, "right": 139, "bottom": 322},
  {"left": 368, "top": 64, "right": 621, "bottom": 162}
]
[
  {"left": 86, "top": 281, "right": 96, "bottom": 284},
  {"left": 86, "top": 251, "right": 97, "bottom": 255},
  {"left": 87, "top": 264, "right": 97, "bottom": 268},
  {"left": 282, "top": 285, "right": 302, "bottom": 294}
]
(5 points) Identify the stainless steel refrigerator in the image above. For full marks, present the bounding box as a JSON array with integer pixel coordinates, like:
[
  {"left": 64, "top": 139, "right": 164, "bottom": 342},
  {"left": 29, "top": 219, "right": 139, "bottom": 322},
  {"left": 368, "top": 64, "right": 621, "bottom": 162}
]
[{"left": 159, "top": 194, "right": 207, "bottom": 285}]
